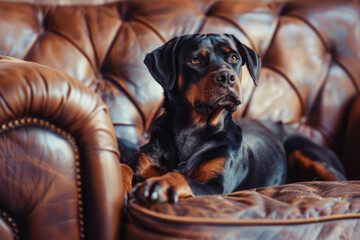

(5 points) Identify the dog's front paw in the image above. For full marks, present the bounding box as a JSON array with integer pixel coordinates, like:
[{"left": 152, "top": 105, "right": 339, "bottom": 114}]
[
  {"left": 130, "top": 172, "right": 194, "bottom": 204},
  {"left": 131, "top": 178, "right": 177, "bottom": 204}
]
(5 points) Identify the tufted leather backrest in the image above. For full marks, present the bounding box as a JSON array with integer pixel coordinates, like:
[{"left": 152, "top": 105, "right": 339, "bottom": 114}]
[{"left": 0, "top": 0, "right": 359, "bottom": 157}]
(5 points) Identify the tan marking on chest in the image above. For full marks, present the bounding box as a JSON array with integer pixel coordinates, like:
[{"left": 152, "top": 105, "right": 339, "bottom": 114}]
[{"left": 188, "top": 157, "right": 226, "bottom": 183}]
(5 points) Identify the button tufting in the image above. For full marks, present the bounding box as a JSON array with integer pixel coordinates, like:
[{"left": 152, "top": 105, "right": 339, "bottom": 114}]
[{"left": 0, "top": 209, "right": 19, "bottom": 239}]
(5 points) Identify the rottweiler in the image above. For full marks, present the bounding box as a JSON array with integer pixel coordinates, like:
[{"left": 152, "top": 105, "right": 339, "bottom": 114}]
[{"left": 125, "top": 33, "right": 346, "bottom": 204}]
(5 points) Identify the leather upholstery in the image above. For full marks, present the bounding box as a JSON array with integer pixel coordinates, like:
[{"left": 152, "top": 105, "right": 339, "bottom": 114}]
[
  {"left": 0, "top": 1, "right": 359, "bottom": 153},
  {"left": 0, "top": 0, "right": 359, "bottom": 239},
  {"left": 127, "top": 181, "right": 360, "bottom": 239},
  {"left": 0, "top": 56, "right": 126, "bottom": 240}
]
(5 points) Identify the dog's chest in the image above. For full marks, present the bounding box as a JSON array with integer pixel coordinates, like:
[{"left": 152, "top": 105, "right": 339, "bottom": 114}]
[
  {"left": 173, "top": 125, "right": 228, "bottom": 173},
  {"left": 174, "top": 126, "right": 203, "bottom": 162}
]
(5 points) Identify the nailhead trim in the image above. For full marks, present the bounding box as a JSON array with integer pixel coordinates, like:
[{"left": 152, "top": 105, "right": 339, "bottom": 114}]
[
  {"left": 0, "top": 117, "right": 86, "bottom": 239},
  {"left": 0, "top": 209, "right": 20, "bottom": 240}
]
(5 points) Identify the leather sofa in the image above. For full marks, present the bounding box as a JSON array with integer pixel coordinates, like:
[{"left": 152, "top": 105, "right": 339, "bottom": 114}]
[{"left": 0, "top": 0, "right": 359, "bottom": 239}]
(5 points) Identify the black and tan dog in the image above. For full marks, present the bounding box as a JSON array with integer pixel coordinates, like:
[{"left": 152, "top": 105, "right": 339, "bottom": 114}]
[{"left": 126, "top": 33, "right": 346, "bottom": 204}]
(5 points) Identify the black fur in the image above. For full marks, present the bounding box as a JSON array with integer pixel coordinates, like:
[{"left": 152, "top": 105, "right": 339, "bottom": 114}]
[{"left": 126, "top": 34, "right": 346, "bottom": 201}]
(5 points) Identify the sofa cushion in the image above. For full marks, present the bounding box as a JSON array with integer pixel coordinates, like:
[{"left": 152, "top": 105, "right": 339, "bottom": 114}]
[{"left": 126, "top": 181, "right": 360, "bottom": 239}]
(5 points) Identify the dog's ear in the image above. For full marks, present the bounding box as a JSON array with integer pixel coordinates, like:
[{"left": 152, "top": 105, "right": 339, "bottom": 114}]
[
  {"left": 225, "top": 34, "right": 261, "bottom": 86},
  {"left": 144, "top": 36, "right": 184, "bottom": 92}
]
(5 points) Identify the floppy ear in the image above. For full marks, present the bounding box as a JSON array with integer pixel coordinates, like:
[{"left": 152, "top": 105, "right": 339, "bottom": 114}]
[
  {"left": 144, "top": 36, "right": 184, "bottom": 92},
  {"left": 225, "top": 34, "right": 261, "bottom": 86}
]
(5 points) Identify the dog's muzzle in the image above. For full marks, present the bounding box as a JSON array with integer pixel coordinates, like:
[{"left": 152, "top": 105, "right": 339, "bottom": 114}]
[{"left": 194, "top": 93, "right": 240, "bottom": 115}]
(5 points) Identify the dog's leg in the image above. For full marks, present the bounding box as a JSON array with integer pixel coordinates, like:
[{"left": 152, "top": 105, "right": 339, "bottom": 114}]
[
  {"left": 130, "top": 156, "right": 230, "bottom": 203},
  {"left": 131, "top": 170, "right": 231, "bottom": 204},
  {"left": 284, "top": 135, "right": 346, "bottom": 182},
  {"left": 131, "top": 172, "right": 194, "bottom": 204}
]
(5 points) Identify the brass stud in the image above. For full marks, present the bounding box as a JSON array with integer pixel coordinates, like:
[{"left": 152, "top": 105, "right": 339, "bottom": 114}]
[
  {"left": 2, "top": 212, "right": 6, "bottom": 217},
  {"left": 80, "top": 233, "right": 85, "bottom": 239},
  {"left": 74, "top": 155, "right": 80, "bottom": 160},
  {"left": 26, "top": 118, "right": 32, "bottom": 123},
  {"left": 66, "top": 135, "right": 72, "bottom": 140},
  {"left": 73, "top": 148, "right": 79, "bottom": 153},
  {"left": 62, "top": 131, "right": 67, "bottom": 136},
  {"left": 77, "top": 187, "right": 82, "bottom": 193},
  {"left": 80, "top": 227, "right": 85, "bottom": 232},
  {"left": 32, "top": 118, "right": 38, "bottom": 124},
  {"left": 7, "top": 122, "right": 13, "bottom": 128},
  {"left": 39, "top": 119, "right": 44, "bottom": 125},
  {"left": 45, "top": 121, "right": 50, "bottom": 127},
  {"left": 71, "top": 141, "right": 76, "bottom": 146},
  {"left": 1, "top": 124, "right": 6, "bottom": 130},
  {"left": 50, "top": 124, "right": 55, "bottom": 129},
  {"left": 8, "top": 217, "right": 12, "bottom": 222},
  {"left": 79, "top": 207, "right": 84, "bottom": 212},
  {"left": 14, "top": 120, "right": 19, "bottom": 126},
  {"left": 78, "top": 200, "right": 83, "bottom": 205},
  {"left": 75, "top": 162, "right": 80, "bottom": 167},
  {"left": 76, "top": 168, "right": 80, "bottom": 173},
  {"left": 77, "top": 181, "right": 82, "bottom": 186},
  {"left": 20, "top": 118, "right": 25, "bottom": 124},
  {"left": 79, "top": 220, "right": 84, "bottom": 226},
  {"left": 76, "top": 175, "right": 81, "bottom": 180}
]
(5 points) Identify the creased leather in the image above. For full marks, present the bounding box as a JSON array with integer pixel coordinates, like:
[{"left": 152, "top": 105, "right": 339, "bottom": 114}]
[
  {"left": 0, "top": 57, "right": 127, "bottom": 240},
  {"left": 0, "top": 1, "right": 358, "bottom": 152},
  {"left": 0, "top": 218, "right": 12, "bottom": 240},
  {"left": 127, "top": 181, "right": 360, "bottom": 239},
  {"left": 0, "top": 0, "right": 359, "bottom": 239}
]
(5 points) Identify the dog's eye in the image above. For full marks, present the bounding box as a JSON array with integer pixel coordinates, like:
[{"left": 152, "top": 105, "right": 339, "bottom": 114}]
[
  {"left": 230, "top": 55, "right": 239, "bottom": 63},
  {"left": 191, "top": 58, "right": 200, "bottom": 65}
]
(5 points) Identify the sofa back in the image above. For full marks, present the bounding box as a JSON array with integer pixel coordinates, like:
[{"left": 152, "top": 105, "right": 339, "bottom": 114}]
[{"left": 0, "top": 0, "right": 359, "bottom": 156}]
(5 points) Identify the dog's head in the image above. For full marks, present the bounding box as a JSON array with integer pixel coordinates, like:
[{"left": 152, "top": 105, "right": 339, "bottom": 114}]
[{"left": 144, "top": 34, "right": 260, "bottom": 117}]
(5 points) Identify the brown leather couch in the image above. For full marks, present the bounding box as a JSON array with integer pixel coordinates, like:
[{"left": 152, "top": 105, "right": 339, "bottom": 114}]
[{"left": 0, "top": 0, "right": 359, "bottom": 239}]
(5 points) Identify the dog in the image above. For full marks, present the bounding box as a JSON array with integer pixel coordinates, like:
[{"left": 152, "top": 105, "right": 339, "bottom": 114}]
[{"left": 124, "top": 33, "right": 346, "bottom": 204}]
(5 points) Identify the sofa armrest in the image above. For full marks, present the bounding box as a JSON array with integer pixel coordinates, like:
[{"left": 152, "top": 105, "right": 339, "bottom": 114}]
[
  {"left": 0, "top": 55, "right": 129, "bottom": 240},
  {"left": 342, "top": 95, "right": 360, "bottom": 180}
]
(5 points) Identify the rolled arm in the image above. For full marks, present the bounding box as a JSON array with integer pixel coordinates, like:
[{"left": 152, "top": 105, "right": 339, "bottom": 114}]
[{"left": 0, "top": 55, "right": 129, "bottom": 240}]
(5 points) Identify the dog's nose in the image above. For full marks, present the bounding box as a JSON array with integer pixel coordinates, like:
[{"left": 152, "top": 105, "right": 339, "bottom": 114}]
[{"left": 214, "top": 71, "right": 236, "bottom": 86}]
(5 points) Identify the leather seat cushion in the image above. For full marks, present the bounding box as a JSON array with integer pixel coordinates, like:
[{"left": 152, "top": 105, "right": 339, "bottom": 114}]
[{"left": 126, "top": 181, "right": 360, "bottom": 239}]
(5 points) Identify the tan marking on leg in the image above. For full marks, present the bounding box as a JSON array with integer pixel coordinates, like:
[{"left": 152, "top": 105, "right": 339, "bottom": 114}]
[
  {"left": 289, "top": 150, "right": 338, "bottom": 181},
  {"left": 162, "top": 172, "right": 194, "bottom": 199},
  {"left": 136, "top": 152, "right": 165, "bottom": 180}
]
